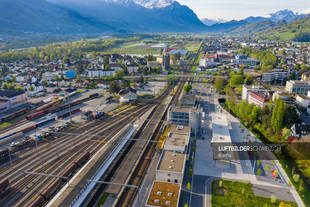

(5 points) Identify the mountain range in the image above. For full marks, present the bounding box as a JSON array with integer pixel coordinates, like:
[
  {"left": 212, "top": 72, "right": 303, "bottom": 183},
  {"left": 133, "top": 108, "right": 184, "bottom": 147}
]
[
  {"left": 0, "top": 0, "right": 206, "bottom": 35},
  {"left": 204, "top": 9, "right": 309, "bottom": 33},
  {"left": 0, "top": 0, "right": 309, "bottom": 38}
]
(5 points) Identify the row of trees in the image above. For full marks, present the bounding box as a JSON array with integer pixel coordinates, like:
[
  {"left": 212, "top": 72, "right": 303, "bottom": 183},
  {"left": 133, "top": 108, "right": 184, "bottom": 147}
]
[
  {"left": 0, "top": 38, "right": 124, "bottom": 63},
  {"left": 226, "top": 99, "right": 299, "bottom": 142}
]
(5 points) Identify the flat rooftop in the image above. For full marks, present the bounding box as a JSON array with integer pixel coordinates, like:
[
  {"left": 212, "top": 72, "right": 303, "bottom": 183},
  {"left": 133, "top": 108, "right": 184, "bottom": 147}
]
[
  {"left": 211, "top": 113, "right": 231, "bottom": 143},
  {"left": 157, "top": 151, "right": 185, "bottom": 173},
  {"left": 169, "top": 124, "right": 190, "bottom": 135},
  {"left": 165, "top": 133, "right": 189, "bottom": 147},
  {"left": 146, "top": 181, "right": 180, "bottom": 207},
  {"left": 170, "top": 107, "right": 191, "bottom": 113}
]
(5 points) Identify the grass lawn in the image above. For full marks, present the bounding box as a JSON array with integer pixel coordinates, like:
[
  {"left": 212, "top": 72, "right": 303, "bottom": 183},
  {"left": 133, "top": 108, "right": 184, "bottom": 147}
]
[{"left": 212, "top": 180, "right": 298, "bottom": 207}]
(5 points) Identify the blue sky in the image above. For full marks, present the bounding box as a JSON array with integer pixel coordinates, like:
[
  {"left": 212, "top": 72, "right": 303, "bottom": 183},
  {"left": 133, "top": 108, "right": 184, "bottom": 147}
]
[{"left": 177, "top": 0, "right": 310, "bottom": 20}]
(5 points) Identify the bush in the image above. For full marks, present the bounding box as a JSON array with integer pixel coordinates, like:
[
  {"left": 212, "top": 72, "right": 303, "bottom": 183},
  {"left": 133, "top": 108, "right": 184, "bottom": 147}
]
[
  {"left": 186, "top": 182, "right": 191, "bottom": 190},
  {"left": 271, "top": 195, "right": 277, "bottom": 203}
]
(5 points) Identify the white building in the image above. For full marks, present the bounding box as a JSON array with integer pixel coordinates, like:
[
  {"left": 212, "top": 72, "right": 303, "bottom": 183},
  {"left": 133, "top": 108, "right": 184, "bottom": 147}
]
[
  {"left": 155, "top": 151, "right": 186, "bottom": 184},
  {"left": 164, "top": 124, "right": 190, "bottom": 153},
  {"left": 87, "top": 70, "right": 116, "bottom": 78},
  {"left": 296, "top": 95, "right": 310, "bottom": 107},
  {"left": 119, "top": 87, "right": 138, "bottom": 103},
  {"left": 242, "top": 85, "right": 267, "bottom": 100},
  {"left": 286, "top": 80, "right": 310, "bottom": 95},
  {"left": 0, "top": 90, "right": 28, "bottom": 112},
  {"left": 262, "top": 69, "right": 289, "bottom": 83},
  {"left": 167, "top": 106, "right": 202, "bottom": 137}
]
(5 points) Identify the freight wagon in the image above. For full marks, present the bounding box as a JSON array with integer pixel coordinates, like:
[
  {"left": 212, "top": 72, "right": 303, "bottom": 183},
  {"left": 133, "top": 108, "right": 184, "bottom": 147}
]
[
  {"left": 56, "top": 108, "right": 80, "bottom": 120},
  {"left": 28, "top": 151, "right": 91, "bottom": 207},
  {"left": 0, "top": 179, "right": 9, "bottom": 192},
  {"left": 1, "top": 106, "right": 30, "bottom": 122}
]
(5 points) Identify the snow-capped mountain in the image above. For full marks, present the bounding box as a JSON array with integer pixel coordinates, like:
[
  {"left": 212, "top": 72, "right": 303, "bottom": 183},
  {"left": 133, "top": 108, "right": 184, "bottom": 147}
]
[
  {"left": 201, "top": 18, "right": 226, "bottom": 26},
  {"left": 134, "top": 0, "right": 174, "bottom": 9},
  {"left": 269, "top": 9, "right": 307, "bottom": 22},
  {"left": 0, "top": 0, "right": 206, "bottom": 34}
]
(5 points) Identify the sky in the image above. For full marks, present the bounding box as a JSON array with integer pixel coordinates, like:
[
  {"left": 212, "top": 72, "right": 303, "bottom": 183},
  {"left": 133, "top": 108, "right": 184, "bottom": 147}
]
[{"left": 177, "top": 0, "right": 310, "bottom": 20}]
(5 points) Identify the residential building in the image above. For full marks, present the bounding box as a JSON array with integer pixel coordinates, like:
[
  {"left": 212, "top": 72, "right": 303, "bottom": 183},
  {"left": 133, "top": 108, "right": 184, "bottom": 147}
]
[
  {"left": 127, "top": 65, "right": 139, "bottom": 74},
  {"left": 248, "top": 92, "right": 269, "bottom": 108},
  {"left": 163, "top": 52, "right": 170, "bottom": 71},
  {"left": 296, "top": 94, "right": 310, "bottom": 107},
  {"left": 215, "top": 52, "right": 233, "bottom": 63},
  {"left": 155, "top": 151, "right": 186, "bottom": 184},
  {"left": 0, "top": 90, "right": 27, "bottom": 112},
  {"left": 301, "top": 72, "right": 310, "bottom": 81},
  {"left": 87, "top": 70, "right": 116, "bottom": 78},
  {"left": 145, "top": 181, "right": 181, "bottom": 207},
  {"left": 262, "top": 69, "right": 289, "bottom": 83},
  {"left": 286, "top": 80, "right": 310, "bottom": 95},
  {"left": 199, "top": 54, "right": 216, "bottom": 67},
  {"left": 234, "top": 55, "right": 260, "bottom": 66},
  {"left": 242, "top": 85, "right": 267, "bottom": 100}
]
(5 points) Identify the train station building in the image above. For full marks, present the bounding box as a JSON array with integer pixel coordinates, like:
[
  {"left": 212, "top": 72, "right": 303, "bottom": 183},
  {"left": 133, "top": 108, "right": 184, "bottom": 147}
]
[
  {"left": 145, "top": 181, "right": 181, "bottom": 207},
  {"left": 164, "top": 124, "right": 190, "bottom": 153}
]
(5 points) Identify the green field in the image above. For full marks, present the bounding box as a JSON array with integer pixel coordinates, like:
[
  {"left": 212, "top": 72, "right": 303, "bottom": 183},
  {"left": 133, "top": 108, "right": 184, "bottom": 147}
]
[{"left": 212, "top": 180, "right": 297, "bottom": 207}]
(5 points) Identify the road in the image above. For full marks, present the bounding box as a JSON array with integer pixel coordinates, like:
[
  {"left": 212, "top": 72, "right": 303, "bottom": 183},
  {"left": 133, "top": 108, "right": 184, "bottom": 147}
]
[{"left": 189, "top": 83, "right": 304, "bottom": 207}]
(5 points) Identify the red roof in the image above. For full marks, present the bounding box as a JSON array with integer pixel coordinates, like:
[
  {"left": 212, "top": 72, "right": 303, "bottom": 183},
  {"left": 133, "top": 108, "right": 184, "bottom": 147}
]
[
  {"left": 164, "top": 48, "right": 179, "bottom": 53},
  {"left": 205, "top": 54, "right": 215, "bottom": 59},
  {"left": 250, "top": 92, "right": 268, "bottom": 103}
]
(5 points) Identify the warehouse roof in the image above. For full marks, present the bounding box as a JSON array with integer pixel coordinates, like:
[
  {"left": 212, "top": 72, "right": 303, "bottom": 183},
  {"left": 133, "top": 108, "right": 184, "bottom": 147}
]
[{"left": 0, "top": 90, "right": 25, "bottom": 98}]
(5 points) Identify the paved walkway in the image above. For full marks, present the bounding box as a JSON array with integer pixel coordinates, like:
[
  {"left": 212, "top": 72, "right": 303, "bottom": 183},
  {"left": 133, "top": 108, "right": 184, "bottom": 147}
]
[{"left": 191, "top": 85, "right": 305, "bottom": 207}]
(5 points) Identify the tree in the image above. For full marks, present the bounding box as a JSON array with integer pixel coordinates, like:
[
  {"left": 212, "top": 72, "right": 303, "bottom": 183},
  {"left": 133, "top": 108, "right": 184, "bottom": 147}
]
[
  {"left": 103, "top": 56, "right": 109, "bottom": 65},
  {"left": 2, "top": 83, "right": 8, "bottom": 90},
  {"left": 270, "top": 195, "right": 277, "bottom": 204},
  {"left": 109, "top": 81, "right": 120, "bottom": 95},
  {"left": 244, "top": 74, "right": 254, "bottom": 85},
  {"left": 184, "top": 84, "right": 192, "bottom": 92},
  {"left": 186, "top": 182, "right": 191, "bottom": 190},
  {"left": 29, "top": 86, "right": 34, "bottom": 91},
  {"left": 114, "top": 70, "right": 124, "bottom": 80},
  {"left": 174, "top": 52, "right": 181, "bottom": 60},
  {"left": 122, "top": 80, "right": 130, "bottom": 88},
  {"left": 293, "top": 174, "right": 300, "bottom": 183},
  {"left": 249, "top": 106, "right": 261, "bottom": 124},
  {"left": 229, "top": 75, "right": 243, "bottom": 87},
  {"left": 281, "top": 128, "right": 291, "bottom": 141},
  {"left": 271, "top": 99, "right": 286, "bottom": 133},
  {"left": 214, "top": 77, "right": 224, "bottom": 92}
]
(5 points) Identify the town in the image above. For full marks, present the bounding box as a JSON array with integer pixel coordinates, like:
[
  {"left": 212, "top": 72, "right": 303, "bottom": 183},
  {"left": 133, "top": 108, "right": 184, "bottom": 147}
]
[{"left": 0, "top": 34, "right": 309, "bottom": 207}]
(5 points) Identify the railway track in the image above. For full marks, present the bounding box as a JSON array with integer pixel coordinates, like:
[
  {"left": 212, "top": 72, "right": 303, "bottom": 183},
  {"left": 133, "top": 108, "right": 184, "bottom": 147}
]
[
  {"left": 0, "top": 86, "right": 173, "bottom": 207},
  {"left": 107, "top": 44, "right": 200, "bottom": 206},
  {"left": 1, "top": 105, "right": 148, "bottom": 207},
  {"left": 113, "top": 80, "right": 185, "bottom": 207}
]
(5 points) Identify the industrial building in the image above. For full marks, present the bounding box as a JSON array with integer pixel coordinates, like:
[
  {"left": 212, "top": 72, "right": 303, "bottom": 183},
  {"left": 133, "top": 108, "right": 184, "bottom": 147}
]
[{"left": 0, "top": 90, "right": 28, "bottom": 112}]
